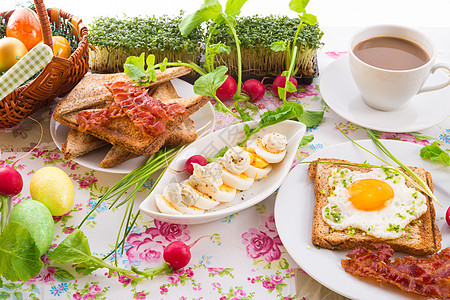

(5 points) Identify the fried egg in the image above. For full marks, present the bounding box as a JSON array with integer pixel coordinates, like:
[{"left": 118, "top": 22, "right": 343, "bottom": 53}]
[{"left": 322, "top": 167, "right": 428, "bottom": 239}]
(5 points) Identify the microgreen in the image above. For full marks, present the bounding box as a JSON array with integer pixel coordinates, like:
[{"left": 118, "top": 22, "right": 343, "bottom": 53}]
[{"left": 420, "top": 142, "right": 450, "bottom": 166}]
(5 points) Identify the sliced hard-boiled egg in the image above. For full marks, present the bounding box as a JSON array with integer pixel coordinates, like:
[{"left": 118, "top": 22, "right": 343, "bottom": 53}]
[
  {"left": 222, "top": 168, "right": 254, "bottom": 190},
  {"left": 244, "top": 164, "right": 272, "bottom": 180},
  {"left": 206, "top": 184, "right": 236, "bottom": 203},
  {"left": 182, "top": 182, "right": 220, "bottom": 210},
  {"left": 254, "top": 139, "right": 286, "bottom": 163},
  {"left": 246, "top": 149, "right": 270, "bottom": 169},
  {"left": 155, "top": 194, "right": 204, "bottom": 215}
]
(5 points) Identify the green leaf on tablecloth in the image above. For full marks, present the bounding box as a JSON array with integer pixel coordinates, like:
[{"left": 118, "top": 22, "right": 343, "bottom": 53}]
[
  {"left": 277, "top": 257, "right": 289, "bottom": 269},
  {"left": 211, "top": 233, "right": 222, "bottom": 246},
  {"left": 49, "top": 229, "right": 92, "bottom": 264},
  {"left": 420, "top": 142, "right": 450, "bottom": 166},
  {"left": 255, "top": 204, "right": 266, "bottom": 214},
  {"left": 218, "top": 268, "right": 234, "bottom": 278},
  {"left": 13, "top": 292, "right": 23, "bottom": 300},
  {"left": 297, "top": 109, "right": 324, "bottom": 127},
  {"left": 53, "top": 267, "right": 75, "bottom": 282},
  {"left": 0, "top": 292, "right": 10, "bottom": 299},
  {"left": 276, "top": 282, "right": 288, "bottom": 293},
  {"left": 299, "top": 134, "right": 314, "bottom": 147},
  {"left": 0, "top": 222, "right": 43, "bottom": 282}
]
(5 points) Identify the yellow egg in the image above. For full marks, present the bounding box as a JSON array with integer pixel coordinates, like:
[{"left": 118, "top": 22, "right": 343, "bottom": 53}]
[
  {"left": 0, "top": 37, "right": 28, "bottom": 73},
  {"left": 222, "top": 169, "right": 254, "bottom": 190},
  {"left": 29, "top": 166, "right": 74, "bottom": 216},
  {"left": 244, "top": 164, "right": 272, "bottom": 180}
]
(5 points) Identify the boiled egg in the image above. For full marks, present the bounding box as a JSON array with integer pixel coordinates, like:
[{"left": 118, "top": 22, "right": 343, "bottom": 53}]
[
  {"left": 247, "top": 132, "right": 287, "bottom": 164},
  {"left": 155, "top": 194, "right": 204, "bottom": 215},
  {"left": 244, "top": 164, "right": 272, "bottom": 180},
  {"left": 182, "top": 182, "right": 220, "bottom": 210},
  {"left": 155, "top": 183, "right": 204, "bottom": 215},
  {"left": 222, "top": 168, "right": 254, "bottom": 190}
]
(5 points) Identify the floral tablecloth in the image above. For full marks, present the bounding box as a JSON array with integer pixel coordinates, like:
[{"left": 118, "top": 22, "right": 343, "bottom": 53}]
[{"left": 0, "top": 51, "right": 449, "bottom": 300}]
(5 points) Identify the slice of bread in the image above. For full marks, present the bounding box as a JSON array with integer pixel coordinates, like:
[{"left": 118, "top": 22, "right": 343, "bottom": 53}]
[
  {"left": 53, "top": 68, "right": 209, "bottom": 157},
  {"left": 61, "top": 129, "right": 108, "bottom": 160},
  {"left": 308, "top": 158, "right": 442, "bottom": 255}
]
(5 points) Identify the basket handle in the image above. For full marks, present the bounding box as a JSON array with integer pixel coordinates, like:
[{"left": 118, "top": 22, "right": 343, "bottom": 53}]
[{"left": 34, "top": 0, "right": 53, "bottom": 51}]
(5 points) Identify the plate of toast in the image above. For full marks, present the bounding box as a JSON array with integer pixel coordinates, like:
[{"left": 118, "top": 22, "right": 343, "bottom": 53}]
[
  {"left": 275, "top": 139, "right": 449, "bottom": 300},
  {"left": 50, "top": 67, "right": 216, "bottom": 173}
]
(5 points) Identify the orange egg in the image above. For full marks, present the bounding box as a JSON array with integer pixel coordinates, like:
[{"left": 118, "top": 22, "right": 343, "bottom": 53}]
[{"left": 347, "top": 179, "right": 394, "bottom": 211}]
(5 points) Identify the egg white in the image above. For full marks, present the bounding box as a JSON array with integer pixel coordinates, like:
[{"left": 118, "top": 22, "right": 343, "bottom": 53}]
[
  {"left": 244, "top": 164, "right": 272, "bottom": 180},
  {"left": 155, "top": 194, "right": 204, "bottom": 215},
  {"left": 222, "top": 169, "right": 254, "bottom": 190},
  {"left": 248, "top": 140, "right": 286, "bottom": 163},
  {"left": 322, "top": 168, "right": 428, "bottom": 239},
  {"left": 182, "top": 182, "right": 220, "bottom": 210}
]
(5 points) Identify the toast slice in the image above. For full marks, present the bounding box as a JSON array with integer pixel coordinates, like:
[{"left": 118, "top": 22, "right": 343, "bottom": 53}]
[
  {"left": 53, "top": 68, "right": 209, "bottom": 157},
  {"left": 308, "top": 158, "right": 442, "bottom": 255},
  {"left": 61, "top": 129, "right": 108, "bottom": 160}
]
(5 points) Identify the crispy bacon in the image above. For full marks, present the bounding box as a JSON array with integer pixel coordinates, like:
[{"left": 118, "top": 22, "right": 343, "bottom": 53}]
[
  {"left": 341, "top": 244, "right": 450, "bottom": 298},
  {"left": 76, "top": 81, "right": 186, "bottom": 137}
]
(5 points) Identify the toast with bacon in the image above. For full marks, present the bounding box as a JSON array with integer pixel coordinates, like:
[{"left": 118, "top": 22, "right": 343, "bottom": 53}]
[
  {"left": 53, "top": 67, "right": 209, "bottom": 159},
  {"left": 308, "top": 158, "right": 442, "bottom": 255}
]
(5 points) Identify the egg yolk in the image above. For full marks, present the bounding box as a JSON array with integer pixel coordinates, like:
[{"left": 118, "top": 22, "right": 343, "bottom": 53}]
[{"left": 347, "top": 179, "right": 394, "bottom": 211}]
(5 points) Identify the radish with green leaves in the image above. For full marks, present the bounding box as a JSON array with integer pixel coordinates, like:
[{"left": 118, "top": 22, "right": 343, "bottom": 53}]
[
  {"left": 272, "top": 75, "right": 298, "bottom": 99},
  {"left": 163, "top": 236, "right": 208, "bottom": 269},
  {"left": 0, "top": 164, "right": 23, "bottom": 233},
  {"left": 216, "top": 75, "right": 237, "bottom": 101},
  {"left": 242, "top": 79, "right": 265, "bottom": 102}
]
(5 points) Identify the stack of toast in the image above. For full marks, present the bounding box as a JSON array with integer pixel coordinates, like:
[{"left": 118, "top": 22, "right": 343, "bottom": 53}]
[
  {"left": 308, "top": 158, "right": 442, "bottom": 255},
  {"left": 53, "top": 67, "right": 209, "bottom": 168}
]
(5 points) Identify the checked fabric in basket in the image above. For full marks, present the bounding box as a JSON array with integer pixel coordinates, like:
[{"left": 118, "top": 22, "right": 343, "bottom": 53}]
[{"left": 0, "top": 44, "right": 54, "bottom": 101}]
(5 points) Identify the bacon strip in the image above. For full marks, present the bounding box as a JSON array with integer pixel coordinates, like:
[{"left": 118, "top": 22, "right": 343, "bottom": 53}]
[
  {"left": 341, "top": 244, "right": 450, "bottom": 298},
  {"left": 76, "top": 81, "right": 186, "bottom": 137}
]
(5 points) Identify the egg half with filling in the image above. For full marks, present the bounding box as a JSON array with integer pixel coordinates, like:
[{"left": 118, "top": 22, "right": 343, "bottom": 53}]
[
  {"left": 322, "top": 167, "right": 428, "bottom": 239},
  {"left": 247, "top": 132, "right": 287, "bottom": 164}
]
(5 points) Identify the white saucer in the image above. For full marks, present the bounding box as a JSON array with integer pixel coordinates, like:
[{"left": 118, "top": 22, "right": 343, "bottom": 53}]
[{"left": 319, "top": 55, "right": 450, "bottom": 132}]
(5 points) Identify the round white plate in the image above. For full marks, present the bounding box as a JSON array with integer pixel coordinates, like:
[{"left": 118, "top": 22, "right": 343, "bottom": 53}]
[
  {"left": 275, "top": 139, "right": 449, "bottom": 300},
  {"left": 319, "top": 55, "right": 450, "bottom": 133},
  {"left": 50, "top": 78, "right": 216, "bottom": 174},
  {"left": 139, "top": 120, "right": 306, "bottom": 225}
]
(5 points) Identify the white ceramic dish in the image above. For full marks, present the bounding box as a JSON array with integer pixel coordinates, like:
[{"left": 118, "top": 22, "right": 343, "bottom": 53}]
[
  {"left": 50, "top": 79, "right": 216, "bottom": 174},
  {"left": 139, "top": 120, "right": 307, "bottom": 225},
  {"left": 319, "top": 55, "right": 450, "bottom": 132},
  {"left": 275, "top": 139, "right": 449, "bottom": 300}
]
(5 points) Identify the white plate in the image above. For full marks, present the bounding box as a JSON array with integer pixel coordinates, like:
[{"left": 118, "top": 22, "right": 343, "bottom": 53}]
[
  {"left": 139, "top": 120, "right": 307, "bottom": 225},
  {"left": 319, "top": 55, "right": 450, "bottom": 133},
  {"left": 50, "top": 79, "right": 216, "bottom": 174},
  {"left": 275, "top": 139, "right": 450, "bottom": 300}
]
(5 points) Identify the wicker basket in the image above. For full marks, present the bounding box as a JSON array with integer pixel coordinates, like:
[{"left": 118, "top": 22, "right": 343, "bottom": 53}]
[{"left": 0, "top": 0, "right": 89, "bottom": 129}]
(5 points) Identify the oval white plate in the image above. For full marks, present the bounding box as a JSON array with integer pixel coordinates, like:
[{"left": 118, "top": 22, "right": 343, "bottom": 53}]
[
  {"left": 50, "top": 79, "right": 216, "bottom": 174},
  {"left": 319, "top": 55, "right": 450, "bottom": 132},
  {"left": 139, "top": 120, "right": 307, "bottom": 225},
  {"left": 275, "top": 139, "right": 449, "bottom": 300}
]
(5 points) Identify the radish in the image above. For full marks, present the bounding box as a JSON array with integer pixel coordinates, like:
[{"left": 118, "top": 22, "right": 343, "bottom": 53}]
[
  {"left": 173, "top": 155, "right": 208, "bottom": 175},
  {"left": 0, "top": 165, "right": 23, "bottom": 197},
  {"left": 446, "top": 206, "right": 450, "bottom": 227},
  {"left": 163, "top": 236, "right": 208, "bottom": 269},
  {"left": 0, "top": 164, "right": 23, "bottom": 233},
  {"left": 272, "top": 75, "right": 298, "bottom": 99},
  {"left": 216, "top": 75, "right": 237, "bottom": 101},
  {"left": 242, "top": 79, "right": 265, "bottom": 102}
]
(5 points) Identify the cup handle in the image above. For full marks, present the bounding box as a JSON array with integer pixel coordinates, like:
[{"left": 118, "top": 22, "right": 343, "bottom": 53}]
[{"left": 418, "top": 63, "right": 450, "bottom": 94}]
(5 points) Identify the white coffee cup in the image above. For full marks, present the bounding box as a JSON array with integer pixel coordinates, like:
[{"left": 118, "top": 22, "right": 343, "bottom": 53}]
[{"left": 349, "top": 24, "right": 450, "bottom": 111}]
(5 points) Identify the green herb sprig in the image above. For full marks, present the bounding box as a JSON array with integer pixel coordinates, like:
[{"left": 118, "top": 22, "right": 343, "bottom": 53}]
[
  {"left": 78, "top": 147, "right": 181, "bottom": 266},
  {"left": 420, "top": 142, "right": 450, "bottom": 166},
  {"left": 49, "top": 229, "right": 172, "bottom": 282}
]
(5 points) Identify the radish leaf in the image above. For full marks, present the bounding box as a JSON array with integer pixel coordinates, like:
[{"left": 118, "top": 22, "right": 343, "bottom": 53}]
[
  {"left": 297, "top": 110, "right": 324, "bottom": 127},
  {"left": 420, "top": 142, "right": 450, "bottom": 166},
  {"left": 289, "top": 0, "right": 309, "bottom": 14},
  {"left": 49, "top": 229, "right": 92, "bottom": 265},
  {"left": 0, "top": 222, "right": 43, "bottom": 282},
  {"left": 225, "top": 0, "right": 248, "bottom": 17},
  {"left": 179, "top": 0, "right": 222, "bottom": 37},
  {"left": 193, "top": 66, "right": 228, "bottom": 98}
]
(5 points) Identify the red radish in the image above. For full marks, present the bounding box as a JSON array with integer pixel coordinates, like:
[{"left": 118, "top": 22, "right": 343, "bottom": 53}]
[
  {"left": 0, "top": 165, "right": 23, "bottom": 197},
  {"left": 272, "top": 75, "right": 298, "bottom": 99},
  {"left": 216, "top": 75, "right": 237, "bottom": 101},
  {"left": 163, "top": 236, "right": 208, "bottom": 269},
  {"left": 446, "top": 206, "right": 450, "bottom": 227},
  {"left": 242, "top": 79, "right": 265, "bottom": 102},
  {"left": 173, "top": 155, "right": 208, "bottom": 175}
]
